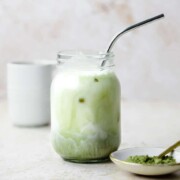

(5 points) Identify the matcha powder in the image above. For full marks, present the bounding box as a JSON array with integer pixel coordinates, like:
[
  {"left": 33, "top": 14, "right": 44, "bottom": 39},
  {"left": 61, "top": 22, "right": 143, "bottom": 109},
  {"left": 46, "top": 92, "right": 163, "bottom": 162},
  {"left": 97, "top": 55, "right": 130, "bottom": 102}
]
[{"left": 126, "top": 155, "right": 176, "bottom": 165}]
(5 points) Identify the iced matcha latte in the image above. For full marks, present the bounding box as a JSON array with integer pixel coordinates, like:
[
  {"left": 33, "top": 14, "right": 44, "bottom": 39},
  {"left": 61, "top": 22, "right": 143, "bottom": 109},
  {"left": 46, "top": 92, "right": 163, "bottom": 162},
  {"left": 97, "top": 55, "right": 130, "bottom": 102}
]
[{"left": 51, "top": 51, "right": 120, "bottom": 162}]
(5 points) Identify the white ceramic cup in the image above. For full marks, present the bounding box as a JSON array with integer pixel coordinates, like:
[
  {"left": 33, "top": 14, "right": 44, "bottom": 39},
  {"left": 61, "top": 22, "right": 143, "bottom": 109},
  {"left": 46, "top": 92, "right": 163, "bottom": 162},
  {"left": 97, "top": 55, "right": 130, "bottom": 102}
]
[{"left": 7, "top": 61, "right": 56, "bottom": 127}]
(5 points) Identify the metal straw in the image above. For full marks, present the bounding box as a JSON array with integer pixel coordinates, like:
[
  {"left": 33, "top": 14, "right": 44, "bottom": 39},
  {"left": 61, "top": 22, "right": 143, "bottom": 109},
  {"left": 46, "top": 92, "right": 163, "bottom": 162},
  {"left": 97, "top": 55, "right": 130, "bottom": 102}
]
[{"left": 101, "top": 14, "right": 164, "bottom": 67}]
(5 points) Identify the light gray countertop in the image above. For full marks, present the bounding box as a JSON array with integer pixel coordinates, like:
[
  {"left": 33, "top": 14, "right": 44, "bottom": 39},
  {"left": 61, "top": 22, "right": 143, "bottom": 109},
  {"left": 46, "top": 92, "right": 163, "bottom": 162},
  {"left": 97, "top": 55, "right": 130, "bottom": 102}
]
[{"left": 0, "top": 100, "right": 180, "bottom": 180}]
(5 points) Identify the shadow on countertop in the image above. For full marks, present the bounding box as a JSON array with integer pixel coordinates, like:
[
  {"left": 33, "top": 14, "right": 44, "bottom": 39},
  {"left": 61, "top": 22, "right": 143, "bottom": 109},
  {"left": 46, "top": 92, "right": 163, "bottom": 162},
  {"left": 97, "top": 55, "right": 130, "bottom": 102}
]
[{"left": 134, "top": 171, "right": 180, "bottom": 180}]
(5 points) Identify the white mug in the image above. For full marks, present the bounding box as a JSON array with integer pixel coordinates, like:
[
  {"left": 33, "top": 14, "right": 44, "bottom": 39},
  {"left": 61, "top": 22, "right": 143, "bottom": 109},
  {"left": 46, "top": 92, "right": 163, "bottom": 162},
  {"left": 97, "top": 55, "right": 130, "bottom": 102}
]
[{"left": 7, "top": 61, "right": 56, "bottom": 127}]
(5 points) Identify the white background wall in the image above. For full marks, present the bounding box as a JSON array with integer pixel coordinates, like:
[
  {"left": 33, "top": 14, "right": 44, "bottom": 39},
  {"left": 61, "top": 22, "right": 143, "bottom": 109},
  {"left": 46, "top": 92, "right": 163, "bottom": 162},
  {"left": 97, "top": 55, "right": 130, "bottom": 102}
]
[{"left": 0, "top": 0, "right": 180, "bottom": 102}]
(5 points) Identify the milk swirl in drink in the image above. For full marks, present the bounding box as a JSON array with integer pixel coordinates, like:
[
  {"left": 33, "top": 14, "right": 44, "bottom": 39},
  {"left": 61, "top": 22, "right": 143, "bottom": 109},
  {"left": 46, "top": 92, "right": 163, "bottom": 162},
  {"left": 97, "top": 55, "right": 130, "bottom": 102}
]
[{"left": 51, "top": 51, "right": 120, "bottom": 162}]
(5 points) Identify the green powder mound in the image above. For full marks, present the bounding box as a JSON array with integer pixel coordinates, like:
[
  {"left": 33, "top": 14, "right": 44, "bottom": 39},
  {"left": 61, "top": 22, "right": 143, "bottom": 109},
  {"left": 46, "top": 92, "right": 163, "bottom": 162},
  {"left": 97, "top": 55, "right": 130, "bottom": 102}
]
[{"left": 126, "top": 155, "right": 176, "bottom": 165}]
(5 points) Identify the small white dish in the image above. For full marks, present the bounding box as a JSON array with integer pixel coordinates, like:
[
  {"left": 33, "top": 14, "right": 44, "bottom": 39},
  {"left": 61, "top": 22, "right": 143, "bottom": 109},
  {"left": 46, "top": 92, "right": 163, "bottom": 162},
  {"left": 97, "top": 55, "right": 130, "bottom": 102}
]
[{"left": 110, "top": 147, "right": 180, "bottom": 176}]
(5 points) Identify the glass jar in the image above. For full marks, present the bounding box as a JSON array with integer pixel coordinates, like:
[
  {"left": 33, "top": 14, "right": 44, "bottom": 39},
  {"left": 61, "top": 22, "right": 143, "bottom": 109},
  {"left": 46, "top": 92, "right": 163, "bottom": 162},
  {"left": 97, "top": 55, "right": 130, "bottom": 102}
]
[{"left": 51, "top": 50, "right": 120, "bottom": 162}]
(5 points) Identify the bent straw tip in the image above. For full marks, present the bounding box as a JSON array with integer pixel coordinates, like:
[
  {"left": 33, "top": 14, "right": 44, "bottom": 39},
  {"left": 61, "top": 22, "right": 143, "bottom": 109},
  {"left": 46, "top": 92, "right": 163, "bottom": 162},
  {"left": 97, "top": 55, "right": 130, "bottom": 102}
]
[{"left": 159, "top": 14, "right": 165, "bottom": 18}]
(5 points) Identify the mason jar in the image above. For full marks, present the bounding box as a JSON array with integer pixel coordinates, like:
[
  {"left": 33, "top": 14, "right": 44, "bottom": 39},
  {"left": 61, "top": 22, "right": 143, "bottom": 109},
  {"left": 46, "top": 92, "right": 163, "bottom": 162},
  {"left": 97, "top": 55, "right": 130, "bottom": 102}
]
[{"left": 51, "top": 50, "right": 120, "bottom": 162}]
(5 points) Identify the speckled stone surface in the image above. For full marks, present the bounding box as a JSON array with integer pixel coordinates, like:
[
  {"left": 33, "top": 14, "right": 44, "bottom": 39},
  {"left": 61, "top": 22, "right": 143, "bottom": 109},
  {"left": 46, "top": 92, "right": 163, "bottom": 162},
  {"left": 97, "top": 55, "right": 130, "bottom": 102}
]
[{"left": 0, "top": 100, "right": 180, "bottom": 180}]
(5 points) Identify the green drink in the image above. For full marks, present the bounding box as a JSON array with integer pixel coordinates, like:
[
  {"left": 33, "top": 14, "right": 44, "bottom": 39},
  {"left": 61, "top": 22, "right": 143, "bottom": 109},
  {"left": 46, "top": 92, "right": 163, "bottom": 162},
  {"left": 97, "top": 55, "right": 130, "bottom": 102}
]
[{"left": 51, "top": 51, "right": 120, "bottom": 162}]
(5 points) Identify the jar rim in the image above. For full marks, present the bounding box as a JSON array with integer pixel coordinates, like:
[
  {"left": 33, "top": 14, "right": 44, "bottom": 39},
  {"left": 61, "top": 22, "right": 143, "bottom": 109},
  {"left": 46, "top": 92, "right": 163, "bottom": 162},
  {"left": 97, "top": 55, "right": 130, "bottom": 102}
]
[{"left": 57, "top": 50, "right": 114, "bottom": 61}]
